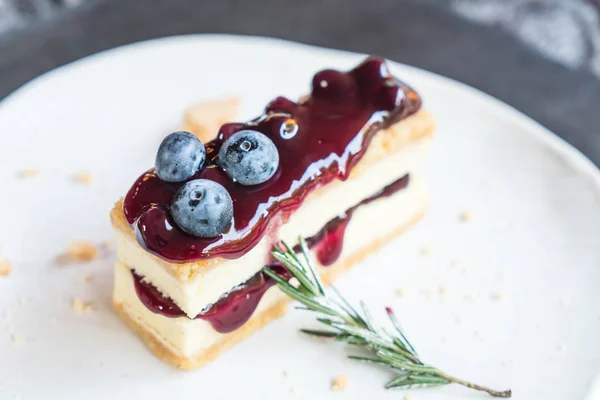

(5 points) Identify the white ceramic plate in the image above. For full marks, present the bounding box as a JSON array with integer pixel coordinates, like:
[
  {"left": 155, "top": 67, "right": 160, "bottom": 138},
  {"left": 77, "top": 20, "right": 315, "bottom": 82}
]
[{"left": 1, "top": 35, "right": 599, "bottom": 400}]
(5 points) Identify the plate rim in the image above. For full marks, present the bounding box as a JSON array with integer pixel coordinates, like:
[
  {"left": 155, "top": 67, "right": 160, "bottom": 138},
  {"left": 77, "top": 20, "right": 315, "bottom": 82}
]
[{"left": 1, "top": 33, "right": 599, "bottom": 398}]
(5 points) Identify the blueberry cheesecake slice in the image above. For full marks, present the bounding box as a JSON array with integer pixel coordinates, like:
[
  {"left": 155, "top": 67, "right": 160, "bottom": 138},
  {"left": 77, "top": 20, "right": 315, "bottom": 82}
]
[{"left": 110, "top": 57, "right": 435, "bottom": 369}]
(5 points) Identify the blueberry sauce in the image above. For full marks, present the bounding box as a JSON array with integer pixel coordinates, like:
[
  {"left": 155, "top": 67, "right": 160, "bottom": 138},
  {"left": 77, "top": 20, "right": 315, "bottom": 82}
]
[
  {"left": 307, "top": 174, "right": 410, "bottom": 266},
  {"left": 132, "top": 265, "right": 291, "bottom": 334},
  {"left": 132, "top": 174, "right": 410, "bottom": 333},
  {"left": 123, "top": 57, "right": 421, "bottom": 262}
]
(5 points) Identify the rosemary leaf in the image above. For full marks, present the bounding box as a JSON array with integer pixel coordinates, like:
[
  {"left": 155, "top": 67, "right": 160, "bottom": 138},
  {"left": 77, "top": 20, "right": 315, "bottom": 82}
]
[
  {"left": 300, "top": 329, "right": 339, "bottom": 338},
  {"left": 348, "top": 355, "right": 394, "bottom": 368},
  {"left": 299, "top": 237, "right": 325, "bottom": 295},
  {"left": 385, "top": 374, "right": 411, "bottom": 388}
]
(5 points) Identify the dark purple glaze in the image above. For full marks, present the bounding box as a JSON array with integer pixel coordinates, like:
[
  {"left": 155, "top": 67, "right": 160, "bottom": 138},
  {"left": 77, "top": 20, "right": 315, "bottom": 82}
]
[
  {"left": 132, "top": 174, "right": 410, "bottom": 333},
  {"left": 123, "top": 57, "right": 421, "bottom": 263}
]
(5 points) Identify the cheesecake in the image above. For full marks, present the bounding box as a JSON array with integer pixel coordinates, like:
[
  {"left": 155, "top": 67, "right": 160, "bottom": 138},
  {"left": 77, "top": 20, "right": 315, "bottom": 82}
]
[{"left": 111, "top": 57, "right": 435, "bottom": 369}]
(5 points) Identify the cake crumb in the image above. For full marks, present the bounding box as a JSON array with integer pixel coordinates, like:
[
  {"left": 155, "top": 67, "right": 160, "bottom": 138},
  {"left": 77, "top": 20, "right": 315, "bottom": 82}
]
[
  {"left": 283, "top": 368, "right": 290, "bottom": 377},
  {"left": 449, "top": 260, "right": 459, "bottom": 268},
  {"left": 491, "top": 291, "right": 504, "bottom": 301},
  {"left": 453, "top": 315, "right": 462, "bottom": 324},
  {"left": 0, "top": 260, "right": 12, "bottom": 276},
  {"left": 19, "top": 168, "right": 40, "bottom": 178},
  {"left": 404, "top": 396, "right": 415, "bottom": 400},
  {"left": 459, "top": 211, "right": 473, "bottom": 223},
  {"left": 395, "top": 287, "right": 406, "bottom": 297},
  {"left": 73, "top": 171, "right": 93, "bottom": 184},
  {"left": 438, "top": 285, "right": 448, "bottom": 296},
  {"left": 80, "top": 273, "right": 93, "bottom": 284},
  {"left": 12, "top": 333, "right": 24, "bottom": 344},
  {"left": 420, "top": 246, "right": 431, "bottom": 256},
  {"left": 556, "top": 344, "right": 565, "bottom": 353},
  {"left": 72, "top": 298, "right": 94, "bottom": 313},
  {"left": 66, "top": 241, "right": 98, "bottom": 262},
  {"left": 330, "top": 375, "right": 349, "bottom": 391}
]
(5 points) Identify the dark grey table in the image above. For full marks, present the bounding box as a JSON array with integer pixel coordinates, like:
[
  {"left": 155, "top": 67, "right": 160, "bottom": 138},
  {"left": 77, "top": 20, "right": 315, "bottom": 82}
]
[{"left": 1, "top": 0, "right": 598, "bottom": 164}]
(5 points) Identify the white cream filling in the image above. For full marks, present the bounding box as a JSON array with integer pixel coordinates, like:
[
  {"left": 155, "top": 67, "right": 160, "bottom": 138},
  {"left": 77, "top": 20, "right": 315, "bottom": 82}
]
[
  {"left": 114, "top": 176, "right": 428, "bottom": 359},
  {"left": 115, "top": 139, "right": 430, "bottom": 318}
]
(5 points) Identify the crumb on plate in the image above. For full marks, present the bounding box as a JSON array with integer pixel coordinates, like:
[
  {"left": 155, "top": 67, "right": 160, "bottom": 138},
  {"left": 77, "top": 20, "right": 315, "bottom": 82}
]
[
  {"left": 395, "top": 287, "right": 405, "bottom": 297},
  {"left": 459, "top": 211, "right": 473, "bottom": 222},
  {"left": 80, "top": 273, "right": 93, "bottom": 284},
  {"left": 73, "top": 298, "right": 94, "bottom": 313},
  {"left": 12, "top": 333, "right": 24, "bottom": 344},
  {"left": 73, "top": 171, "right": 93, "bottom": 184},
  {"left": 66, "top": 241, "right": 98, "bottom": 262},
  {"left": 330, "top": 375, "right": 349, "bottom": 391},
  {"left": 19, "top": 168, "right": 40, "bottom": 178},
  {"left": 0, "top": 260, "right": 12, "bottom": 276},
  {"left": 420, "top": 246, "right": 431, "bottom": 256},
  {"left": 491, "top": 291, "right": 504, "bottom": 301}
]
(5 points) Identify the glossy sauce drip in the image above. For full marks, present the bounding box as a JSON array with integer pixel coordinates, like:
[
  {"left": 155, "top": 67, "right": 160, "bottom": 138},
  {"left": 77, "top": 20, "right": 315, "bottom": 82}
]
[
  {"left": 132, "top": 174, "right": 410, "bottom": 333},
  {"left": 123, "top": 57, "right": 421, "bottom": 262},
  {"left": 308, "top": 174, "right": 410, "bottom": 266},
  {"left": 132, "top": 265, "right": 291, "bottom": 334}
]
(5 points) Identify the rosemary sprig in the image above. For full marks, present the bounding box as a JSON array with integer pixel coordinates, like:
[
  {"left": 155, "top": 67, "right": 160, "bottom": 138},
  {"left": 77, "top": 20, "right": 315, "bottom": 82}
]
[{"left": 264, "top": 237, "right": 511, "bottom": 398}]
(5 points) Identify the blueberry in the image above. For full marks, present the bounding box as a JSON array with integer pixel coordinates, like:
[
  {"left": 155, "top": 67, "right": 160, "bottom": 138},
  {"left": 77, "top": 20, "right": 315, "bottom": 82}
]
[
  {"left": 170, "top": 179, "right": 233, "bottom": 238},
  {"left": 218, "top": 130, "right": 279, "bottom": 185},
  {"left": 155, "top": 131, "right": 206, "bottom": 182}
]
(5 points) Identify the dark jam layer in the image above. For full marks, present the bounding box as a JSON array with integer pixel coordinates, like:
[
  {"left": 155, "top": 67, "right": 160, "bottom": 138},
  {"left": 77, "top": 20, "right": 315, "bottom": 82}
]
[
  {"left": 123, "top": 57, "right": 421, "bottom": 262},
  {"left": 132, "top": 174, "right": 409, "bottom": 333}
]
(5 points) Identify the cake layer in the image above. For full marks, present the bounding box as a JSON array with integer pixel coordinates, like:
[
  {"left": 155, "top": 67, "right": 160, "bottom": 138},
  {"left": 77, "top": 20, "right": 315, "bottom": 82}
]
[
  {"left": 113, "top": 174, "right": 428, "bottom": 366},
  {"left": 112, "top": 136, "right": 431, "bottom": 318}
]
